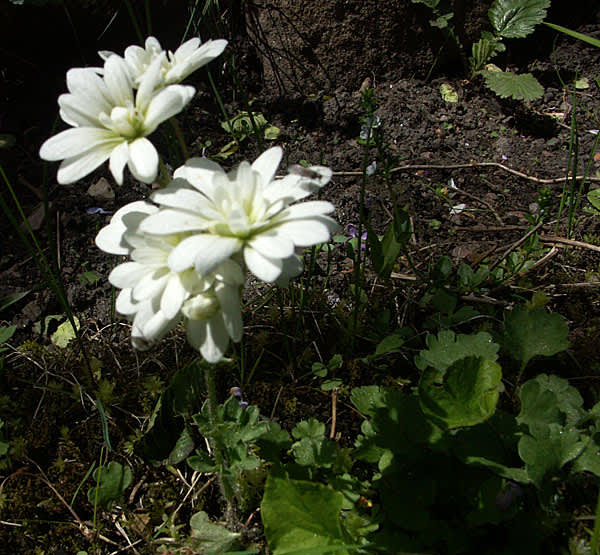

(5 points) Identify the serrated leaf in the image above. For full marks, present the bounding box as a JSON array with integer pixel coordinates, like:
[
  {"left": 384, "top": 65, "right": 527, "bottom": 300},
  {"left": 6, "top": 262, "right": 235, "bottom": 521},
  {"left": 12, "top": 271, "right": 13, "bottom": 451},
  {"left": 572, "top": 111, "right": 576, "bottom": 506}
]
[
  {"left": 254, "top": 422, "right": 293, "bottom": 462},
  {"left": 292, "top": 418, "right": 326, "bottom": 440},
  {"left": 50, "top": 317, "right": 80, "bottom": 348},
  {"left": 87, "top": 461, "right": 132, "bottom": 509},
  {"left": 190, "top": 511, "right": 242, "bottom": 553},
  {"left": 482, "top": 70, "right": 544, "bottom": 101},
  {"left": 414, "top": 330, "right": 499, "bottom": 372},
  {"left": 518, "top": 423, "right": 584, "bottom": 486},
  {"left": 419, "top": 356, "right": 502, "bottom": 429},
  {"left": 261, "top": 475, "right": 350, "bottom": 554},
  {"left": 489, "top": 0, "right": 550, "bottom": 39},
  {"left": 517, "top": 374, "right": 584, "bottom": 431},
  {"left": 292, "top": 436, "right": 338, "bottom": 468},
  {"left": 502, "top": 306, "right": 569, "bottom": 371},
  {"left": 572, "top": 428, "right": 600, "bottom": 477}
]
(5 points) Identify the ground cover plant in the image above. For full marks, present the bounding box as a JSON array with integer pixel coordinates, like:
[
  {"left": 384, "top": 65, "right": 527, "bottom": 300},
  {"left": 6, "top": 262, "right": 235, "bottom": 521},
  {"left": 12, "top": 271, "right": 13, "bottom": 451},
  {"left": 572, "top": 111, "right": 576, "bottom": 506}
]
[{"left": 2, "top": 0, "right": 600, "bottom": 553}]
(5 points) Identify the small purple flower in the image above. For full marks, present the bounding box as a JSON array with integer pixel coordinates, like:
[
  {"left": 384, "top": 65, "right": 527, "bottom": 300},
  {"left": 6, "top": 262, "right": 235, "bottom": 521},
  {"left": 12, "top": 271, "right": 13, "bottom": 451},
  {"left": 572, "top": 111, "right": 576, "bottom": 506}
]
[
  {"left": 346, "top": 224, "right": 367, "bottom": 250},
  {"left": 87, "top": 207, "right": 113, "bottom": 215},
  {"left": 229, "top": 386, "right": 249, "bottom": 408}
]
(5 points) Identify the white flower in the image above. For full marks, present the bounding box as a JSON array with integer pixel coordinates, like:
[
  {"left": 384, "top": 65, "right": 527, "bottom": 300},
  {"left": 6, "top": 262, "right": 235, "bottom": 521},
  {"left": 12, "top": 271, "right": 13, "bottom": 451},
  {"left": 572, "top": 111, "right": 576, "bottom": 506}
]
[
  {"left": 95, "top": 201, "right": 243, "bottom": 361},
  {"left": 99, "top": 36, "right": 228, "bottom": 87},
  {"left": 40, "top": 54, "right": 195, "bottom": 185},
  {"left": 138, "top": 146, "right": 337, "bottom": 283}
]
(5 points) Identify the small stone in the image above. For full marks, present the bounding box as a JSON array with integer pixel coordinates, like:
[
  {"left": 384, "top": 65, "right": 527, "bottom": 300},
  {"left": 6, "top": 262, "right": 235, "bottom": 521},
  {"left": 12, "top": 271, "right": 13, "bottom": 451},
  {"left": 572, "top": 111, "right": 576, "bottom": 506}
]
[{"left": 87, "top": 177, "right": 114, "bottom": 201}]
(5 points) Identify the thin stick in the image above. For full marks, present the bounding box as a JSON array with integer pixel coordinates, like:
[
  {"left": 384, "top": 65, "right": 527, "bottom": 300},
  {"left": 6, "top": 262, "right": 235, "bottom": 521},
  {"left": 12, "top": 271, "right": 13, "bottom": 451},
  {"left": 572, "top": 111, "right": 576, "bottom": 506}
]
[
  {"left": 331, "top": 162, "right": 600, "bottom": 184},
  {"left": 330, "top": 389, "right": 338, "bottom": 440},
  {"left": 488, "top": 221, "right": 545, "bottom": 273},
  {"left": 540, "top": 235, "right": 600, "bottom": 253}
]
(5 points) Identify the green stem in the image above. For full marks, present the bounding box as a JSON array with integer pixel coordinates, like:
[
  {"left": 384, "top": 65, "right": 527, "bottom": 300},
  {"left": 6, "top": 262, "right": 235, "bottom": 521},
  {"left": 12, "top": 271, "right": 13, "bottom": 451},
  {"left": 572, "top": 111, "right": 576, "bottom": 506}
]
[
  {"left": 169, "top": 117, "right": 190, "bottom": 162},
  {"left": 203, "top": 363, "right": 235, "bottom": 516}
]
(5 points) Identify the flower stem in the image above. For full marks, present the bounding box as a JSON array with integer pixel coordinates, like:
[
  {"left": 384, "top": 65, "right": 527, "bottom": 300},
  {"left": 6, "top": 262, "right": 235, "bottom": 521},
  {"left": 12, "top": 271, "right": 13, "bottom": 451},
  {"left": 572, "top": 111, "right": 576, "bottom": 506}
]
[
  {"left": 203, "top": 362, "right": 236, "bottom": 520},
  {"left": 169, "top": 117, "right": 189, "bottom": 162}
]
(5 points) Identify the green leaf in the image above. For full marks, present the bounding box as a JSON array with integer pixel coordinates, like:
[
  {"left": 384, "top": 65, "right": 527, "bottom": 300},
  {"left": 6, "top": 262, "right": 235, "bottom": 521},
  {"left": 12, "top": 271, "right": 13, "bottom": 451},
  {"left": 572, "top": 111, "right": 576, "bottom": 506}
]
[
  {"left": 430, "top": 12, "right": 453, "bottom": 29},
  {"left": 470, "top": 35, "right": 505, "bottom": 73},
  {"left": 190, "top": 511, "right": 242, "bottom": 553},
  {"left": 489, "top": 0, "right": 550, "bottom": 38},
  {"left": 414, "top": 330, "right": 499, "bottom": 372},
  {"left": 0, "top": 325, "right": 17, "bottom": 346},
  {"left": 292, "top": 418, "right": 326, "bottom": 440},
  {"left": 87, "top": 461, "right": 132, "bottom": 509},
  {"left": 0, "top": 290, "right": 31, "bottom": 312},
  {"left": 517, "top": 374, "right": 584, "bottom": 431},
  {"left": 50, "top": 317, "right": 80, "bottom": 348},
  {"left": 502, "top": 306, "right": 569, "bottom": 371},
  {"left": 261, "top": 475, "right": 350, "bottom": 554},
  {"left": 419, "top": 356, "right": 502, "bottom": 429},
  {"left": 544, "top": 22, "right": 600, "bottom": 48},
  {"left": 587, "top": 189, "right": 600, "bottom": 211},
  {"left": 572, "top": 428, "right": 600, "bottom": 477},
  {"left": 410, "top": 0, "right": 440, "bottom": 8},
  {"left": 135, "top": 361, "right": 205, "bottom": 461},
  {"left": 440, "top": 83, "right": 458, "bottom": 103},
  {"left": 482, "top": 70, "right": 544, "bottom": 100},
  {"left": 254, "top": 422, "right": 293, "bottom": 462},
  {"left": 518, "top": 423, "right": 584, "bottom": 486}
]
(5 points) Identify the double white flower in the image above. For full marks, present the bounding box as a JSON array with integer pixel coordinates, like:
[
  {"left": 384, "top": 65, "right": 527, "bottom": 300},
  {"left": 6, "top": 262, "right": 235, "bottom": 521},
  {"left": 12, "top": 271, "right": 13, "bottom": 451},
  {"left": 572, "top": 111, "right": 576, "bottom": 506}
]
[
  {"left": 40, "top": 54, "right": 195, "bottom": 185},
  {"left": 99, "top": 36, "right": 228, "bottom": 87},
  {"left": 139, "top": 146, "right": 337, "bottom": 283},
  {"left": 95, "top": 201, "right": 243, "bottom": 362},
  {"left": 40, "top": 35, "right": 227, "bottom": 186}
]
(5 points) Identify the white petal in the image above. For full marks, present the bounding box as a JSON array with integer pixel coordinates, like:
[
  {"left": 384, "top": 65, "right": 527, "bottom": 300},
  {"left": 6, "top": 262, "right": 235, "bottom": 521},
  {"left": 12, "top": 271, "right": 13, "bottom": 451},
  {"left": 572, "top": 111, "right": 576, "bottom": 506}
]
[
  {"left": 103, "top": 55, "right": 134, "bottom": 105},
  {"left": 55, "top": 145, "right": 115, "bottom": 184},
  {"left": 275, "top": 217, "right": 337, "bottom": 246},
  {"left": 279, "top": 200, "right": 336, "bottom": 220},
  {"left": 276, "top": 254, "right": 304, "bottom": 286},
  {"left": 186, "top": 318, "right": 207, "bottom": 352},
  {"left": 109, "top": 262, "right": 148, "bottom": 289},
  {"left": 143, "top": 84, "right": 195, "bottom": 133},
  {"left": 215, "top": 282, "right": 243, "bottom": 342},
  {"left": 173, "top": 157, "right": 224, "bottom": 197},
  {"left": 132, "top": 267, "right": 170, "bottom": 301},
  {"left": 141, "top": 309, "right": 178, "bottom": 344},
  {"left": 136, "top": 53, "right": 165, "bottom": 112},
  {"left": 115, "top": 288, "right": 139, "bottom": 315},
  {"left": 214, "top": 258, "right": 245, "bottom": 286},
  {"left": 127, "top": 138, "right": 159, "bottom": 183},
  {"left": 139, "top": 208, "right": 207, "bottom": 234},
  {"left": 95, "top": 201, "right": 158, "bottom": 254},
  {"left": 263, "top": 174, "right": 316, "bottom": 204},
  {"left": 58, "top": 93, "right": 105, "bottom": 127},
  {"left": 109, "top": 141, "right": 129, "bottom": 185},
  {"left": 251, "top": 146, "right": 282, "bottom": 185},
  {"left": 173, "top": 37, "right": 200, "bottom": 60},
  {"left": 160, "top": 274, "right": 188, "bottom": 319},
  {"left": 243, "top": 246, "right": 283, "bottom": 282},
  {"left": 188, "top": 315, "right": 229, "bottom": 363},
  {"left": 40, "top": 127, "right": 117, "bottom": 161},
  {"left": 150, "top": 179, "right": 221, "bottom": 218},
  {"left": 248, "top": 231, "right": 295, "bottom": 259},
  {"left": 168, "top": 234, "right": 241, "bottom": 274}
]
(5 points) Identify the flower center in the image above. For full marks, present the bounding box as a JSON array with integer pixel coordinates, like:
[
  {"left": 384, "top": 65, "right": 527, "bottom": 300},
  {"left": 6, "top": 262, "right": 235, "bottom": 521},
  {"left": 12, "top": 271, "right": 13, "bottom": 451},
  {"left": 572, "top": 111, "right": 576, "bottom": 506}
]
[
  {"left": 101, "top": 103, "right": 145, "bottom": 140},
  {"left": 182, "top": 293, "right": 219, "bottom": 320}
]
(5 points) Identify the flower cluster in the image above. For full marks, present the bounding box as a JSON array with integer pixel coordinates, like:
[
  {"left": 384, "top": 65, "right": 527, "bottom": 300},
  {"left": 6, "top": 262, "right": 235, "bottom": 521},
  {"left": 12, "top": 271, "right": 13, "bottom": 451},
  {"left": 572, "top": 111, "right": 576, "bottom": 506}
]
[
  {"left": 95, "top": 147, "right": 336, "bottom": 361},
  {"left": 40, "top": 36, "right": 337, "bottom": 363},
  {"left": 40, "top": 36, "right": 226, "bottom": 185}
]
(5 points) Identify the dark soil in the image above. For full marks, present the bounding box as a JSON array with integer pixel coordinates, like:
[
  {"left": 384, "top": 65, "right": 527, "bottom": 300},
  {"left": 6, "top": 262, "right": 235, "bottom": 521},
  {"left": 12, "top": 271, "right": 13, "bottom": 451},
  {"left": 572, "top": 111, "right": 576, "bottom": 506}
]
[{"left": 2, "top": 0, "right": 600, "bottom": 552}]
